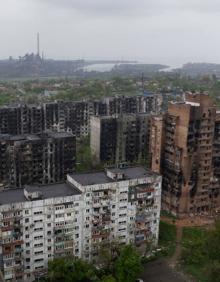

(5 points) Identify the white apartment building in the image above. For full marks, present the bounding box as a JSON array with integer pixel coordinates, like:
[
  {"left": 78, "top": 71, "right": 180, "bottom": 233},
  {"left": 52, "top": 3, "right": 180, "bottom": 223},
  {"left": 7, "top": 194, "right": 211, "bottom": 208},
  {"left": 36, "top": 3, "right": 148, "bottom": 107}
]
[{"left": 0, "top": 166, "right": 161, "bottom": 282}]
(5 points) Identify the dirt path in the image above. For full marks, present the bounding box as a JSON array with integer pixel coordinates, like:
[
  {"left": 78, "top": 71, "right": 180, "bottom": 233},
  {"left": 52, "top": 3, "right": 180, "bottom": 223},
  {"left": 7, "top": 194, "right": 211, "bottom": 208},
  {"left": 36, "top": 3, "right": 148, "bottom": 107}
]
[
  {"left": 168, "top": 225, "right": 183, "bottom": 268},
  {"left": 141, "top": 259, "right": 191, "bottom": 282}
]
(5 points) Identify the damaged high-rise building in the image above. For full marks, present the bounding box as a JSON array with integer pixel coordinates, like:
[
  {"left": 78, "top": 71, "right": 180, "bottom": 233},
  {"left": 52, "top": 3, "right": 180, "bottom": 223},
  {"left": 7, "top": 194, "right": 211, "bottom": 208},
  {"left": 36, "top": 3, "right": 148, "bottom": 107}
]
[
  {"left": 150, "top": 92, "right": 220, "bottom": 217},
  {"left": 90, "top": 113, "right": 151, "bottom": 165},
  {"left": 0, "top": 132, "right": 76, "bottom": 188},
  {"left": 0, "top": 94, "right": 162, "bottom": 139}
]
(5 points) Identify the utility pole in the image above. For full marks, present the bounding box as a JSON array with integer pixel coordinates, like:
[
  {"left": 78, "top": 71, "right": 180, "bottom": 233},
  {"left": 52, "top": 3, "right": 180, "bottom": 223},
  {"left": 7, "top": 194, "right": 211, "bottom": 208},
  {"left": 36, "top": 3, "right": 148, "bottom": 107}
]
[{"left": 37, "top": 32, "right": 40, "bottom": 57}]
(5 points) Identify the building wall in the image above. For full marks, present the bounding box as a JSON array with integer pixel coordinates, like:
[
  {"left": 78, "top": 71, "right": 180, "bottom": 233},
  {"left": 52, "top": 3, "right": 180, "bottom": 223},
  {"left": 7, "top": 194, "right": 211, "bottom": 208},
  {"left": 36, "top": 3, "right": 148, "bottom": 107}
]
[
  {"left": 0, "top": 133, "right": 76, "bottom": 188},
  {"left": 0, "top": 95, "right": 162, "bottom": 140},
  {"left": 0, "top": 169, "right": 162, "bottom": 281},
  {"left": 90, "top": 113, "right": 151, "bottom": 165},
  {"left": 90, "top": 116, "right": 101, "bottom": 164},
  {"left": 0, "top": 194, "right": 82, "bottom": 282},
  {"left": 150, "top": 116, "right": 164, "bottom": 173},
  {"left": 159, "top": 93, "right": 220, "bottom": 217}
]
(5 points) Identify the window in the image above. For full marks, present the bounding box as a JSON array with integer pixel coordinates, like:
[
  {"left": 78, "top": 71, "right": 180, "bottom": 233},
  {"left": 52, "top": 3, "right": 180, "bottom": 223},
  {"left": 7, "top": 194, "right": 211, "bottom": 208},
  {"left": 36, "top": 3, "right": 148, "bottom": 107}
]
[
  {"left": 34, "top": 243, "right": 43, "bottom": 248},
  {"left": 34, "top": 211, "right": 42, "bottom": 215},
  {"left": 34, "top": 236, "right": 43, "bottom": 240},
  {"left": 34, "top": 251, "right": 43, "bottom": 255}
]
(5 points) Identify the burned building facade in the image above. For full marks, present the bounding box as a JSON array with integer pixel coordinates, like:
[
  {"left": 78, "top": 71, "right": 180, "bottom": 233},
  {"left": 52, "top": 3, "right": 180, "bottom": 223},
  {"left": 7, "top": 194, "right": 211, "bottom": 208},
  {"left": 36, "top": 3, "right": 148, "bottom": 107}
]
[
  {"left": 150, "top": 93, "right": 220, "bottom": 217},
  {"left": 0, "top": 94, "right": 162, "bottom": 139},
  {"left": 0, "top": 132, "right": 76, "bottom": 188},
  {"left": 90, "top": 113, "right": 151, "bottom": 165}
]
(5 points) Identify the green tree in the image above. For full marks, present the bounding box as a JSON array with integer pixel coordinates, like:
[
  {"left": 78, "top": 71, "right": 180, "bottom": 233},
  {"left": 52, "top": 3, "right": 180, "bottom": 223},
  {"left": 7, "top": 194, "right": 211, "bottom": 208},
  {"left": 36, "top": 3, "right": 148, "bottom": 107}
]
[
  {"left": 101, "top": 275, "right": 116, "bottom": 282},
  {"left": 206, "top": 261, "right": 220, "bottom": 282},
  {"left": 47, "top": 257, "right": 99, "bottom": 282},
  {"left": 114, "top": 245, "right": 142, "bottom": 282}
]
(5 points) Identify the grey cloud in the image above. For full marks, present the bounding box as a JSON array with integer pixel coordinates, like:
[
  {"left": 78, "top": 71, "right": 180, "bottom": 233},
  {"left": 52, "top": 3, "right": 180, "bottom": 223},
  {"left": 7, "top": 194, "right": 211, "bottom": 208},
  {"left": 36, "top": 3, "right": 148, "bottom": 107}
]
[
  {"left": 39, "top": 0, "right": 220, "bottom": 16},
  {"left": 1, "top": 0, "right": 220, "bottom": 65}
]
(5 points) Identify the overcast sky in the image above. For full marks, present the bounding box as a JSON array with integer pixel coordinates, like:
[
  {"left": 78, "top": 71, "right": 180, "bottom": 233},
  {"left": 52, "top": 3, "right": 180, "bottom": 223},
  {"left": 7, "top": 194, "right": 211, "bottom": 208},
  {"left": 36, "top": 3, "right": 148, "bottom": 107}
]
[{"left": 0, "top": 0, "right": 219, "bottom": 66}]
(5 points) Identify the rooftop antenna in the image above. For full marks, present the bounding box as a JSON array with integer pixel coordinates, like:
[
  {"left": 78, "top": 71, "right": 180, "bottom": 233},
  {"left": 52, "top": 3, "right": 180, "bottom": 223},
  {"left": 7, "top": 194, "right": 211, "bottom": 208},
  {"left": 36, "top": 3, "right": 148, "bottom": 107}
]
[{"left": 37, "top": 32, "right": 40, "bottom": 57}]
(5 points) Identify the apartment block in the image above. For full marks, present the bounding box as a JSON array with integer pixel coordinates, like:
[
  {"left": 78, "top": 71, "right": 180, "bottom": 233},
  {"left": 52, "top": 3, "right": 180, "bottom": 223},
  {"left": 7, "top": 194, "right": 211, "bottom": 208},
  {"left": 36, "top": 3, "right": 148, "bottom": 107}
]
[
  {"left": 212, "top": 110, "right": 220, "bottom": 210},
  {"left": 150, "top": 116, "right": 164, "bottom": 174},
  {"left": 0, "top": 166, "right": 161, "bottom": 282},
  {"left": 151, "top": 93, "right": 220, "bottom": 217},
  {"left": 90, "top": 113, "right": 151, "bottom": 165},
  {"left": 0, "top": 132, "right": 76, "bottom": 188},
  {"left": 0, "top": 94, "right": 162, "bottom": 139}
]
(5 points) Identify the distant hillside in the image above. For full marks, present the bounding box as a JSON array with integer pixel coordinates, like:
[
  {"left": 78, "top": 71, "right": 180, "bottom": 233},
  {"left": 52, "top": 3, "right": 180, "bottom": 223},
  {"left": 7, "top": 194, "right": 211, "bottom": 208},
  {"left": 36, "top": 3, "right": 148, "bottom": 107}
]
[
  {"left": 0, "top": 55, "right": 84, "bottom": 79},
  {"left": 174, "top": 63, "right": 220, "bottom": 77},
  {"left": 112, "top": 63, "right": 168, "bottom": 76},
  {"left": 0, "top": 56, "right": 168, "bottom": 79}
]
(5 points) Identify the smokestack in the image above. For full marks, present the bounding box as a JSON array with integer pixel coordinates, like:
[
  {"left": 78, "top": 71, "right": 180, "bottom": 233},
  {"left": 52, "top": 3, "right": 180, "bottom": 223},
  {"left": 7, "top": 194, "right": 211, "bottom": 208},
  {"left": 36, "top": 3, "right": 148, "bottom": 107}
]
[{"left": 37, "top": 32, "right": 40, "bottom": 56}]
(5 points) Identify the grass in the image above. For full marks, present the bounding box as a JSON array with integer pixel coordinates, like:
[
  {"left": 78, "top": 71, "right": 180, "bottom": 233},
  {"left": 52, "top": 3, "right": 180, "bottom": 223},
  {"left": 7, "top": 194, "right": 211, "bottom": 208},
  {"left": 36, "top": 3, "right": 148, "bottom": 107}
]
[
  {"left": 160, "top": 210, "right": 177, "bottom": 220},
  {"left": 181, "top": 227, "right": 209, "bottom": 282},
  {"left": 158, "top": 221, "right": 176, "bottom": 257}
]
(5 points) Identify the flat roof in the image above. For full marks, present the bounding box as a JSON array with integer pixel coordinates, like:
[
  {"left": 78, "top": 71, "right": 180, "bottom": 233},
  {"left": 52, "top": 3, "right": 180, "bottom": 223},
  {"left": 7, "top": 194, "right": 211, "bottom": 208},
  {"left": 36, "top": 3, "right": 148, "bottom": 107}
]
[
  {"left": 70, "top": 166, "right": 158, "bottom": 186},
  {"left": 0, "top": 182, "right": 81, "bottom": 206},
  {"left": 71, "top": 172, "right": 113, "bottom": 186},
  {"left": 0, "top": 132, "right": 74, "bottom": 142}
]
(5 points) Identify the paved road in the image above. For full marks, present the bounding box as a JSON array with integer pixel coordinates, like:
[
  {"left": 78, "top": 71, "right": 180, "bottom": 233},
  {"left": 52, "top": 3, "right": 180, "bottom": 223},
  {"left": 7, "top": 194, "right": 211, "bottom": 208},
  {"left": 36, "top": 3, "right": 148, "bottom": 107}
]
[{"left": 140, "top": 259, "right": 192, "bottom": 282}]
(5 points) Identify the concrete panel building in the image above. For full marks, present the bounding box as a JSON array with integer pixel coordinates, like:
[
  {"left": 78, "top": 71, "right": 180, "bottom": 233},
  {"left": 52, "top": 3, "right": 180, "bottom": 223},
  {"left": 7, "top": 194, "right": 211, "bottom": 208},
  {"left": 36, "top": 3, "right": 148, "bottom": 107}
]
[
  {"left": 0, "top": 132, "right": 76, "bottom": 188},
  {"left": 90, "top": 113, "right": 151, "bottom": 165},
  {"left": 150, "top": 92, "right": 220, "bottom": 217},
  {"left": 0, "top": 94, "right": 162, "bottom": 140},
  {"left": 0, "top": 166, "right": 161, "bottom": 282}
]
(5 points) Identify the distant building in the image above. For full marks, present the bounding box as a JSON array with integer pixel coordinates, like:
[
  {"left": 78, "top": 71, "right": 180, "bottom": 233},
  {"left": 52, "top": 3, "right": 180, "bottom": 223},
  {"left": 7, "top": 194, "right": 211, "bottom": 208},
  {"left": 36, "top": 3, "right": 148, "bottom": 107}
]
[
  {"left": 0, "top": 166, "right": 161, "bottom": 281},
  {"left": 90, "top": 113, "right": 151, "bottom": 165},
  {"left": 0, "top": 132, "right": 76, "bottom": 188},
  {"left": 0, "top": 94, "right": 162, "bottom": 139}
]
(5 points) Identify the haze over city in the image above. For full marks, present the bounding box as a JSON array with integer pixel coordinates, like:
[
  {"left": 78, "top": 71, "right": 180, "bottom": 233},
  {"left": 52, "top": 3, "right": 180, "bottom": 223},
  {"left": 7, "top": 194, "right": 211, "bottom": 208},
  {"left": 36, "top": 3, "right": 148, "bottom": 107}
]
[{"left": 1, "top": 0, "right": 220, "bottom": 66}]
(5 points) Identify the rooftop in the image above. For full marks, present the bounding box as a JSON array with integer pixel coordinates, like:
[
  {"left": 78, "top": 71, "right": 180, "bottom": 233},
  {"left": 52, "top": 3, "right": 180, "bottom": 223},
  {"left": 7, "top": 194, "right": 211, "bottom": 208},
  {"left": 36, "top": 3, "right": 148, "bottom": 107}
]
[
  {"left": 0, "top": 132, "right": 74, "bottom": 142},
  {"left": 0, "top": 182, "right": 81, "bottom": 206},
  {"left": 70, "top": 166, "right": 158, "bottom": 186}
]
